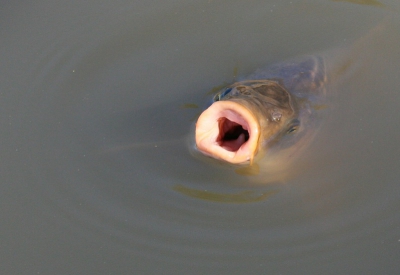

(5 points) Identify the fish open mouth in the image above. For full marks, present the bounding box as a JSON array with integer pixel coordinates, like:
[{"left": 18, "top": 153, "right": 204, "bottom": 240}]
[
  {"left": 195, "top": 100, "right": 260, "bottom": 164},
  {"left": 217, "top": 117, "right": 250, "bottom": 152}
]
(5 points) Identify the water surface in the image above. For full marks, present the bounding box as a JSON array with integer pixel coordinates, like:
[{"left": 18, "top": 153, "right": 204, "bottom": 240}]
[{"left": 1, "top": 1, "right": 400, "bottom": 274}]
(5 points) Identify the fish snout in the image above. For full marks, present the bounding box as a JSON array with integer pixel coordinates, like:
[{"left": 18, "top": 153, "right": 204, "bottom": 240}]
[{"left": 195, "top": 100, "right": 260, "bottom": 164}]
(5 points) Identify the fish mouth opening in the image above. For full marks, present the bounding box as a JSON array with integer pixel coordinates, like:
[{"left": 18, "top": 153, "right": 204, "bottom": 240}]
[
  {"left": 195, "top": 100, "right": 260, "bottom": 164},
  {"left": 217, "top": 117, "right": 249, "bottom": 152}
]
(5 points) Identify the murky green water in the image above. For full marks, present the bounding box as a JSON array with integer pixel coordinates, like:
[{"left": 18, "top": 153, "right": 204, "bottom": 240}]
[{"left": 1, "top": 1, "right": 400, "bottom": 274}]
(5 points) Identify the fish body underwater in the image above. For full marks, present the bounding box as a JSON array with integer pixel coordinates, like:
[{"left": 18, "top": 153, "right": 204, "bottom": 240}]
[{"left": 195, "top": 56, "right": 328, "bottom": 165}]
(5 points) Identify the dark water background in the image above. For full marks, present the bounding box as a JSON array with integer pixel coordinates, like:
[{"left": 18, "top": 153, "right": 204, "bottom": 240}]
[{"left": 1, "top": 1, "right": 400, "bottom": 274}]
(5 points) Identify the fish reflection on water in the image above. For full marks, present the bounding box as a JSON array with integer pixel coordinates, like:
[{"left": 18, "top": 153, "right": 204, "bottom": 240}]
[{"left": 173, "top": 185, "right": 278, "bottom": 203}]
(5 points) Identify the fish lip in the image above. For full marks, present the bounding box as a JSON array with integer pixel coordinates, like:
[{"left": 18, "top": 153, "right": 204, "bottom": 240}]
[{"left": 195, "top": 100, "right": 261, "bottom": 164}]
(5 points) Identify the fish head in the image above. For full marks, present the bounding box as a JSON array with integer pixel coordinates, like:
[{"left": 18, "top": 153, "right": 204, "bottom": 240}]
[{"left": 195, "top": 80, "right": 297, "bottom": 164}]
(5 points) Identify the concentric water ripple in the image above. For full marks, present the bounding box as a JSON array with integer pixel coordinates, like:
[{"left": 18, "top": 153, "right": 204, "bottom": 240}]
[{"left": 2, "top": 1, "right": 400, "bottom": 274}]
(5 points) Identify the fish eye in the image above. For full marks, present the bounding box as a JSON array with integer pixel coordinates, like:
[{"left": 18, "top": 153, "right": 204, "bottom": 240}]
[
  {"left": 287, "top": 119, "right": 300, "bottom": 134},
  {"left": 287, "top": 126, "right": 297, "bottom": 133}
]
